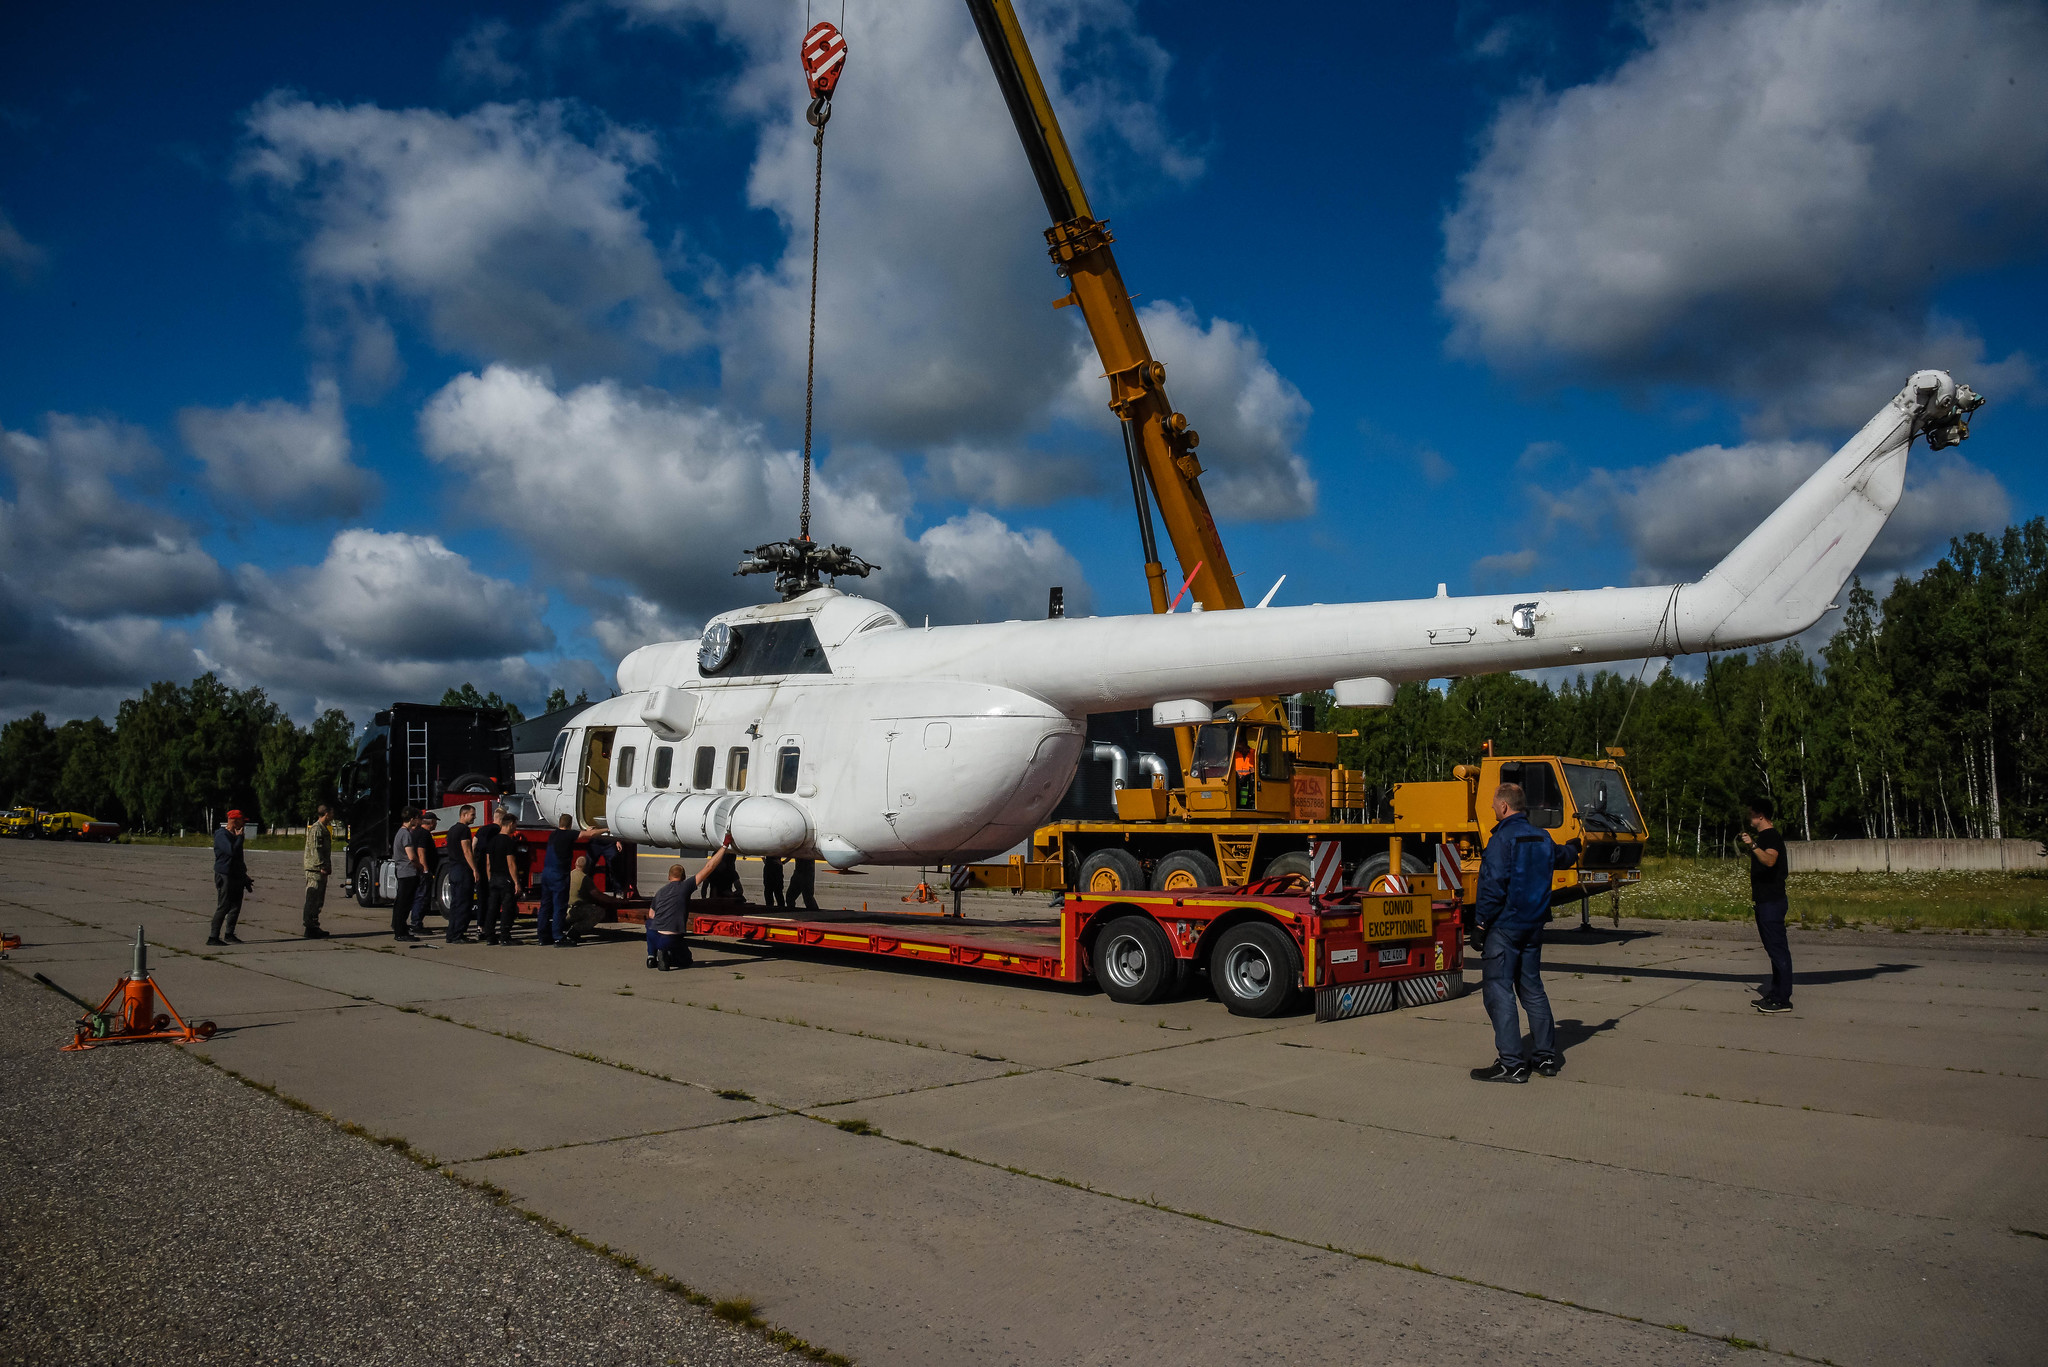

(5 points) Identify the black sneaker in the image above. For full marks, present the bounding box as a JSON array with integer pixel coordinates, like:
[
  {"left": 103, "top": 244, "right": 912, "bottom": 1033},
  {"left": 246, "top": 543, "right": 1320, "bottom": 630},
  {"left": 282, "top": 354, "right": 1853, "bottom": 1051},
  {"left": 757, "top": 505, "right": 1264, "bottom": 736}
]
[
  {"left": 646, "top": 955, "right": 658, "bottom": 969},
  {"left": 1753, "top": 998, "right": 1792, "bottom": 1014},
  {"left": 1535, "top": 1054, "right": 1563, "bottom": 1077},
  {"left": 223, "top": 934, "right": 244, "bottom": 944},
  {"left": 205, "top": 937, "right": 225, "bottom": 946},
  {"left": 394, "top": 933, "right": 418, "bottom": 942},
  {"left": 1470, "top": 1061, "right": 1530, "bottom": 1083}
]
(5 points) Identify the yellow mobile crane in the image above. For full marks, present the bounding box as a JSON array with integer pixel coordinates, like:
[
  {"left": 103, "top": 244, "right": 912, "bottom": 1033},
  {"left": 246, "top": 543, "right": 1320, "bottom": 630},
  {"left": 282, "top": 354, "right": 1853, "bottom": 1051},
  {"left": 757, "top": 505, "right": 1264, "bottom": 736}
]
[{"left": 962, "top": 1, "right": 1646, "bottom": 915}]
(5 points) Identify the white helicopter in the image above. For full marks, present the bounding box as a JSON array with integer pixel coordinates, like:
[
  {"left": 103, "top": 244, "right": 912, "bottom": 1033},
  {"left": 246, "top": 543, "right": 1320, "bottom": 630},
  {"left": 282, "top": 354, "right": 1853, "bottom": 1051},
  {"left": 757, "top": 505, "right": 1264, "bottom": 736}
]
[{"left": 531, "top": 370, "right": 1982, "bottom": 870}]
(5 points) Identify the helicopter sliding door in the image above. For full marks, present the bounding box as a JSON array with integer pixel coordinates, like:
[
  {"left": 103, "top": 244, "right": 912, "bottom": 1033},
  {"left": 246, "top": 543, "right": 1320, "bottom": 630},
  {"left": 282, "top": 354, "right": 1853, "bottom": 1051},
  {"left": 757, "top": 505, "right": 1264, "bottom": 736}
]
[{"left": 578, "top": 727, "right": 616, "bottom": 826}]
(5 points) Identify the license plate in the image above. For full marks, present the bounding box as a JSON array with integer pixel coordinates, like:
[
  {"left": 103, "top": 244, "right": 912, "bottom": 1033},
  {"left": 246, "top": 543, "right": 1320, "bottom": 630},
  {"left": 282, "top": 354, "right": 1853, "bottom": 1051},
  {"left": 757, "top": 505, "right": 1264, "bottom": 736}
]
[{"left": 1378, "top": 947, "right": 1410, "bottom": 965}]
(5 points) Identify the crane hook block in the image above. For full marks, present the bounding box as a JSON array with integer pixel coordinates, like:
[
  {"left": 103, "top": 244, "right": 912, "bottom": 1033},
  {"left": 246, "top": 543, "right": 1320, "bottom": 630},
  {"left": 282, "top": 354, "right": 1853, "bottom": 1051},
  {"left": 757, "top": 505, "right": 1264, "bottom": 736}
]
[{"left": 802, "top": 21, "right": 848, "bottom": 99}]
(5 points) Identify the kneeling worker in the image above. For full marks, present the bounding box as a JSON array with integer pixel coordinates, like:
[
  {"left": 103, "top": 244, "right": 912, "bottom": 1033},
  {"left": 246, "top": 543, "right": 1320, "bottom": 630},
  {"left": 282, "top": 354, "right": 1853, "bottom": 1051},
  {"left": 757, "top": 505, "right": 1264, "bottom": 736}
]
[
  {"left": 647, "top": 840, "right": 730, "bottom": 971},
  {"left": 562, "top": 853, "right": 623, "bottom": 946},
  {"left": 1471, "top": 782, "right": 1580, "bottom": 1084}
]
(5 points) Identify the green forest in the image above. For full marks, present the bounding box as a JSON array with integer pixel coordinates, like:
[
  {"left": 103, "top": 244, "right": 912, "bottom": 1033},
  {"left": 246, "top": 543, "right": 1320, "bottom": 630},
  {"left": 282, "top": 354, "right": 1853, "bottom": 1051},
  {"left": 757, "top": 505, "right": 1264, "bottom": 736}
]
[
  {"left": 0, "top": 682, "right": 550, "bottom": 834},
  {"left": 3, "top": 522, "right": 2043, "bottom": 847}
]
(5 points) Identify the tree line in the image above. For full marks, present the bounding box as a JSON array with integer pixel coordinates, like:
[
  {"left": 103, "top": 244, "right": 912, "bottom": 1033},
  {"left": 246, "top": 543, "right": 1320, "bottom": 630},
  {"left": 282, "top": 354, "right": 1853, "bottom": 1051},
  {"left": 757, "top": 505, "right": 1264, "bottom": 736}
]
[
  {"left": 0, "top": 681, "right": 559, "bottom": 834},
  {"left": 1324, "top": 521, "right": 2046, "bottom": 855},
  {"left": 3, "top": 522, "right": 2041, "bottom": 846}
]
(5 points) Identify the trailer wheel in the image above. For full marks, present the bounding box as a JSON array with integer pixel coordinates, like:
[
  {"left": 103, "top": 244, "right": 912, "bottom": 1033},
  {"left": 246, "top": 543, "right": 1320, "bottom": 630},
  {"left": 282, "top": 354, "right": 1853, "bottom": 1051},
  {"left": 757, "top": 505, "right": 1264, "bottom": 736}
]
[
  {"left": 1211, "top": 921, "right": 1302, "bottom": 1018},
  {"left": 1078, "top": 848, "right": 1144, "bottom": 894},
  {"left": 1152, "top": 849, "right": 1220, "bottom": 892},
  {"left": 354, "top": 861, "right": 379, "bottom": 908},
  {"left": 1093, "top": 915, "right": 1177, "bottom": 1005}
]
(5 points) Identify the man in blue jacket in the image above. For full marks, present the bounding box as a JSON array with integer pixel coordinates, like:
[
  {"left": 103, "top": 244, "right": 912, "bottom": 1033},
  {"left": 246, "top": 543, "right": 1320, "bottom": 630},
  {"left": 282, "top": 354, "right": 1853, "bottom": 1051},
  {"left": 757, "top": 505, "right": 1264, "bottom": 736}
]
[{"left": 1471, "top": 783, "right": 1581, "bottom": 1083}]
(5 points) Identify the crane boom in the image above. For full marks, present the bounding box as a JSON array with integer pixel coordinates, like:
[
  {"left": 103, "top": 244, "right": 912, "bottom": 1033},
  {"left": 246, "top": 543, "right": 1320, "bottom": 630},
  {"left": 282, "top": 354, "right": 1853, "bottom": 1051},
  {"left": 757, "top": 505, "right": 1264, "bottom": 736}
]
[{"left": 965, "top": 0, "right": 1242, "bottom": 621}]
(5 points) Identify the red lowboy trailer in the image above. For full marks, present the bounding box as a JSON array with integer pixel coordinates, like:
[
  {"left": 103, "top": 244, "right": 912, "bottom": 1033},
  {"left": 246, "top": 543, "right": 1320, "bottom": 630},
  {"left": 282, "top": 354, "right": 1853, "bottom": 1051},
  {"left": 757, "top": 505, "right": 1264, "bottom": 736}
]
[{"left": 681, "top": 874, "right": 1465, "bottom": 1021}]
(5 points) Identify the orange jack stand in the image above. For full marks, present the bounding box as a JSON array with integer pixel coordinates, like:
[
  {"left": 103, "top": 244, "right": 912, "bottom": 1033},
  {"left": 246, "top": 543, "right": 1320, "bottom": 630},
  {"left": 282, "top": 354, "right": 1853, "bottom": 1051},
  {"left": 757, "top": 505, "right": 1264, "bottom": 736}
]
[{"left": 38, "top": 926, "right": 216, "bottom": 1051}]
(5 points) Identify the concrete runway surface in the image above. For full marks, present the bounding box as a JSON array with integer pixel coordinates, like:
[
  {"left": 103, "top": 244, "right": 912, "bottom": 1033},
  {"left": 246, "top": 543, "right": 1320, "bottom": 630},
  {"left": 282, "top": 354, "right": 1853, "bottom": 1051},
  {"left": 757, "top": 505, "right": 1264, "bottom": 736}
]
[{"left": 3, "top": 839, "right": 2043, "bottom": 1365}]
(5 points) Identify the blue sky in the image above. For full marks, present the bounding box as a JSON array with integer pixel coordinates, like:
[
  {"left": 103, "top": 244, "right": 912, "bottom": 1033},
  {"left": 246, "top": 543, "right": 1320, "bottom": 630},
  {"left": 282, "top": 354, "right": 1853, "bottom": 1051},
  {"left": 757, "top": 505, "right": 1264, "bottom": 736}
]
[{"left": 3, "top": 0, "right": 2043, "bottom": 724}]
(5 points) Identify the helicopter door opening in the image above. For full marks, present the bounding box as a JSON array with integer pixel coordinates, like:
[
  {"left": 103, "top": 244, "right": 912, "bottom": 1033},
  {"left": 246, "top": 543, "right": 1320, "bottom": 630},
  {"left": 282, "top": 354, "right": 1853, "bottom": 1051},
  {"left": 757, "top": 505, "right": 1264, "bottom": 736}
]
[{"left": 579, "top": 728, "right": 616, "bottom": 826}]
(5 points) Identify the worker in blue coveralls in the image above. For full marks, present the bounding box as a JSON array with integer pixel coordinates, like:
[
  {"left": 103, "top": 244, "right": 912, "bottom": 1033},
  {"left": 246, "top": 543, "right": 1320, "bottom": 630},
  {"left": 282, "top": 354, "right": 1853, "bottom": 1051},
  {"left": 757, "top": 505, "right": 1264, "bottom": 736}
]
[{"left": 1470, "top": 782, "right": 1581, "bottom": 1084}]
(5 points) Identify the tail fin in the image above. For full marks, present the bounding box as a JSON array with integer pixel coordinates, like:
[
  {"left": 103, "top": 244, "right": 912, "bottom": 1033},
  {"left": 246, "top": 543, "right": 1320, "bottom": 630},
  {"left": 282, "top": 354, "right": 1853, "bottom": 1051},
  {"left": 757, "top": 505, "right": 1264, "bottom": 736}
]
[{"left": 1669, "top": 370, "right": 1982, "bottom": 652}]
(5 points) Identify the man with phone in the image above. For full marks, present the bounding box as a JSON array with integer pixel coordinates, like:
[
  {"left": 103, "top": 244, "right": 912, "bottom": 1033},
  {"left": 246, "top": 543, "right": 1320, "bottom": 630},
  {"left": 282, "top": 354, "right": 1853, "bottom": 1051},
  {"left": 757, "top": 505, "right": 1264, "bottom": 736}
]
[{"left": 1739, "top": 799, "right": 1793, "bottom": 1013}]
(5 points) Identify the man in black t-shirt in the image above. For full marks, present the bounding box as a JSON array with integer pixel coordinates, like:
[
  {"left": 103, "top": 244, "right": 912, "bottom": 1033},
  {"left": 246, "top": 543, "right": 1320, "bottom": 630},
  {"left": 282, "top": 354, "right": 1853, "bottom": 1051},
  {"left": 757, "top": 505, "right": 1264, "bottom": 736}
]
[
  {"left": 443, "top": 806, "right": 478, "bottom": 942},
  {"left": 1738, "top": 797, "right": 1793, "bottom": 1013},
  {"left": 478, "top": 813, "right": 526, "bottom": 945}
]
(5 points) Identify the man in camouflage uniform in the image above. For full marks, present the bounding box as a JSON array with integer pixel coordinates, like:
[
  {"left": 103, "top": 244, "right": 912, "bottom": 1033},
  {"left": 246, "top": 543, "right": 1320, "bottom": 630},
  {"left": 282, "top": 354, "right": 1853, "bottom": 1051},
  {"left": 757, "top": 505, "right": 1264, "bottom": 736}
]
[{"left": 302, "top": 804, "right": 334, "bottom": 939}]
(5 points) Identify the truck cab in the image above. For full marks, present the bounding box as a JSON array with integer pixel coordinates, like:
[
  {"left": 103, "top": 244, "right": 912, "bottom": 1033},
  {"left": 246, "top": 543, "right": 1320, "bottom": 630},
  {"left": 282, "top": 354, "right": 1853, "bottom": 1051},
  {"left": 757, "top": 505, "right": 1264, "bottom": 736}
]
[{"left": 1393, "top": 755, "right": 1647, "bottom": 904}]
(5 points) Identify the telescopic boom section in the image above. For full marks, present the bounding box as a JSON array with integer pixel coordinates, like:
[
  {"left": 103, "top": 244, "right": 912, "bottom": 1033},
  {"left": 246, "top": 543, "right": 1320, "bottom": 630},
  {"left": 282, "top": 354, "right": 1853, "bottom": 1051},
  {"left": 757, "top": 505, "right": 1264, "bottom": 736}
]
[{"left": 965, "top": 0, "right": 1241, "bottom": 619}]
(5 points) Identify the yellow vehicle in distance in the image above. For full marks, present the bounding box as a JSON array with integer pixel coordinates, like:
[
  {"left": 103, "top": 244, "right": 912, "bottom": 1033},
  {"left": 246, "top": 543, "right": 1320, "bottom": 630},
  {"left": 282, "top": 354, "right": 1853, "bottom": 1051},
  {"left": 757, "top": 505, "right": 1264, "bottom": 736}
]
[
  {"left": 34, "top": 810, "right": 123, "bottom": 842},
  {"left": 2, "top": 807, "right": 44, "bottom": 838}
]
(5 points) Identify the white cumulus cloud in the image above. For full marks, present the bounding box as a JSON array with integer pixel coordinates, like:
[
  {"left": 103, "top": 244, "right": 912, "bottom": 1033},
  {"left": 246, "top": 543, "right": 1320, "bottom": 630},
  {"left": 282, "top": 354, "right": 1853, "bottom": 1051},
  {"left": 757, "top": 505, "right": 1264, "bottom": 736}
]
[
  {"left": 1603, "top": 439, "right": 2011, "bottom": 583},
  {"left": 178, "top": 378, "right": 377, "bottom": 519},
  {"left": 417, "top": 364, "right": 1089, "bottom": 637},
  {"left": 239, "top": 94, "right": 700, "bottom": 382},
  {"left": 1441, "top": 0, "right": 2048, "bottom": 428}
]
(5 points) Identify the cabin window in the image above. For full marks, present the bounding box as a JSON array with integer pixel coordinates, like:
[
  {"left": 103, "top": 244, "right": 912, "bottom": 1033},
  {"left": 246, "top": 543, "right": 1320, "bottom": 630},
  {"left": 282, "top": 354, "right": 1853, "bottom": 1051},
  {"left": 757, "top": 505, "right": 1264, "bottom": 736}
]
[
  {"left": 614, "top": 746, "right": 636, "bottom": 789},
  {"left": 776, "top": 745, "right": 801, "bottom": 794},
  {"left": 1189, "top": 723, "right": 1236, "bottom": 781},
  {"left": 651, "top": 746, "right": 673, "bottom": 789},
  {"left": 539, "top": 733, "right": 569, "bottom": 787},
  {"left": 1500, "top": 761, "right": 1565, "bottom": 830},
  {"left": 692, "top": 746, "right": 716, "bottom": 790},
  {"left": 726, "top": 747, "right": 750, "bottom": 792}
]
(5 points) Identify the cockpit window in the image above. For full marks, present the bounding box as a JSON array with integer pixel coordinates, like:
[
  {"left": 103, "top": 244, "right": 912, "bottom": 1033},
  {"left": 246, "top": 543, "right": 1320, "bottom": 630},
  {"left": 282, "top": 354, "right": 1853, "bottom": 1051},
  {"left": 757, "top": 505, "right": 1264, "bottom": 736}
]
[
  {"left": 1189, "top": 723, "right": 1237, "bottom": 780},
  {"left": 539, "top": 733, "right": 569, "bottom": 787}
]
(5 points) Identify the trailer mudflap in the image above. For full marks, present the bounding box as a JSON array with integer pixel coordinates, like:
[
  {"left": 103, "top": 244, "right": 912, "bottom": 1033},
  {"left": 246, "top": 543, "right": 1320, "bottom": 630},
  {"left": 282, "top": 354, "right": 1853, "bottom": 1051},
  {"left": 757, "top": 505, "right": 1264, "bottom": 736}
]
[{"left": 1317, "top": 972, "right": 1463, "bottom": 1021}]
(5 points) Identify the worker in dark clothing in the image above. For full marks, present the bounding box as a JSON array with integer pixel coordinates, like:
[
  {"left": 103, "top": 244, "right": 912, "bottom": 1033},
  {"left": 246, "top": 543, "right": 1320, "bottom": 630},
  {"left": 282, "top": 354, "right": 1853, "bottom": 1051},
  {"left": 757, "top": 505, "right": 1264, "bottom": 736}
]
[
  {"left": 391, "top": 810, "right": 421, "bottom": 942},
  {"left": 1739, "top": 797, "right": 1793, "bottom": 1013},
  {"left": 409, "top": 811, "right": 440, "bottom": 936},
  {"left": 1470, "top": 783, "right": 1581, "bottom": 1083},
  {"left": 647, "top": 843, "right": 729, "bottom": 970},
  {"left": 477, "top": 811, "right": 525, "bottom": 945},
  {"left": 707, "top": 849, "right": 744, "bottom": 901},
  {"left": 761, "top": 855, "right": 786, "bottom": 909},
  {"left": 444, "top": 805, "right": 479, "bottom": 943},
  {"left": 788, "top": 857, "right": 820, "bottom": 911},
  {"left": 207, "top": 809, "right": 253, "bottom": 945},
  {"left": 538, "top": 813, "right": 599, "bottom": 945}
]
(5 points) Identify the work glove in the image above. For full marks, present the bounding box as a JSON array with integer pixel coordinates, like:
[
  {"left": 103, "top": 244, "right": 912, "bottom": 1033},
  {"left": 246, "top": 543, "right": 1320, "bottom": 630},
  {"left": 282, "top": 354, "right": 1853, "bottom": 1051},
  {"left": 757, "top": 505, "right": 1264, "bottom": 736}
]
[
  {"left": 244, "top": 878, "right": 255, "bottom": 893},
  {"left": 1563, "top": 839, "right": 1582, "bottom": 861}
]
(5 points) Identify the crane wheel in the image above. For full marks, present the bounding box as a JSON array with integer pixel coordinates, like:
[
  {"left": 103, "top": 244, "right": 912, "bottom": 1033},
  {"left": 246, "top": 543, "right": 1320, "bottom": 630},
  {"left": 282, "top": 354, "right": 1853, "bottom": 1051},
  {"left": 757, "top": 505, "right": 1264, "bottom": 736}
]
[
  {"left": 1079, "top": 848, "right": 1144, "bottom": 894},
  {"left": 1152, "top": 850, "right": 1219, "bottom": 892},
  {"left": 153, "top": 1014, "right": 171, "bottom": 1031},
  {"left": 1262, "top": 851, "right": 1313, "bottom": 889},
  {"left": 195, "top": 1021, "right": 217, "bottom": 1040},
  {"left": 1350, "top": 848, "right": 1428, "bottom": 891}
]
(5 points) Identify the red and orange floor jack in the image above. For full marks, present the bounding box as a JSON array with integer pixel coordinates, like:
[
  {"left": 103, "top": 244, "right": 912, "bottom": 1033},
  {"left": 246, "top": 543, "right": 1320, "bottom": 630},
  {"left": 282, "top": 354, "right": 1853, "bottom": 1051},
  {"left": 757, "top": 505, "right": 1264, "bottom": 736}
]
[{"left": 36, "top": 926, "right": 216, "bottom": 1051}]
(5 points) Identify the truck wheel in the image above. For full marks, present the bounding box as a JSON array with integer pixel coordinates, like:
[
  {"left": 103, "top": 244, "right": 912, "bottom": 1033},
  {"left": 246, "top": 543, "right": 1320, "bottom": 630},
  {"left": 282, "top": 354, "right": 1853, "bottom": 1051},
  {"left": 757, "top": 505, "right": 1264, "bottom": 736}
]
[
  {"left": 1351, "top": 848, "right": 1429, "bottom": 892},
  {"left": 354, "top": 861, "right": 379, "bottom": 908},
  {"left": 1093, "top": 914, "right": 1177, "bottom": 1005},
  {"left": 1152, "top": 849, "right": 1220, "bottom": 892},
  {"left": 435, "top": 865, "right": 457, "bottom": 915},
  {"left": 1262, "top": 851, "right": 1313, "bottom": 889},
  {"left": 1078, "top": 848, "right": 1144, "bottom": 894},
  {"left": 1211, "top": 921, "right": 1302, "bottom": 1017}
]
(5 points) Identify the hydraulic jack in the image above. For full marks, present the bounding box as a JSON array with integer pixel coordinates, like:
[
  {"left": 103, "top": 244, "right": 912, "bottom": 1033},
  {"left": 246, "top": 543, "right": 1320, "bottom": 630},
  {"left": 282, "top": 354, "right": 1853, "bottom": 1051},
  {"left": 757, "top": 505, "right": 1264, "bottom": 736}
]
[{"left": 37, "top": 926, "right": 216, "bottom": 1051}]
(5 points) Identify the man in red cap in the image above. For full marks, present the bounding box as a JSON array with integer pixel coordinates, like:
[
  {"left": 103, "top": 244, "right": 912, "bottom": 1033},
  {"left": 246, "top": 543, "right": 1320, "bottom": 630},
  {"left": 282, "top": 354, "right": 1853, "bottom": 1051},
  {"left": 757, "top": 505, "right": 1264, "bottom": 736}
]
[{"left": 208, "top": 809, "right": 253, "bottom": 945}]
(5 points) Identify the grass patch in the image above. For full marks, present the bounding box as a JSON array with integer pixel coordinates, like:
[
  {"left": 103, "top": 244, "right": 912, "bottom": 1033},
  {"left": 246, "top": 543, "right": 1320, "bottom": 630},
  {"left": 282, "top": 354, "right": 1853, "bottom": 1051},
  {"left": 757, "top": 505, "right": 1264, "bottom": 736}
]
[
  {"left": 1626, "top": 856, "right": 2048, "bottom": 931},
  {"left": 711, "top": 1296, "right": 765, "bottom": 1327},
  {"left": 715, "top": 1088, "right": 755, "bottom": 1102},
  {"left": 831, "top": 1118, "right": 879, "bottom": 1136}
]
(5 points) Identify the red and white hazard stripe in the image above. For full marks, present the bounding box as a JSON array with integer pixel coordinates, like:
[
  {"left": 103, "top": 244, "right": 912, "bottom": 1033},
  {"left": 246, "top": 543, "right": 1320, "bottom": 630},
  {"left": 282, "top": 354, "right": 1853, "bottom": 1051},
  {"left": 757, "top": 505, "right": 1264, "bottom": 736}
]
[
  {"left": 1310, "top": 839, "right": 1344, "bottom": 899},
  {"left": 1435, "top": 841, "right": 1464, "bottom": 898}
]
